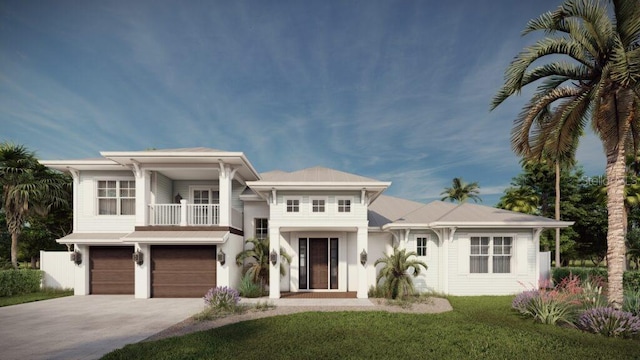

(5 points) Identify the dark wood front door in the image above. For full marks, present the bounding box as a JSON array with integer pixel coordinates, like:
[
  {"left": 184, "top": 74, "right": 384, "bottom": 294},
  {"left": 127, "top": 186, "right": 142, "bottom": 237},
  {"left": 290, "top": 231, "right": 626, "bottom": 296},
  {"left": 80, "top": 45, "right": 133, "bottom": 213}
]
[{"left": 309, "top": 238, "right": 328, "bottom": 289}]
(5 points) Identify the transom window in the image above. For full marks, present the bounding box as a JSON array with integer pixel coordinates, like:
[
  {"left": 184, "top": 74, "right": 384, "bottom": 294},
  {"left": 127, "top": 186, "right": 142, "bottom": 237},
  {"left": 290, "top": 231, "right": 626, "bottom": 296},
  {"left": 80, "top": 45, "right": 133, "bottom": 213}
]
[
  {"left": 312, "top": 199, "right": 326, "bottom": 213},
  {"left": 338, "top": 199, "right": 351, "bottom": 213},
  {"left": 470, "top": 235, "right": 512, "bottom": 274},
  {"left": 286, "top": 199, "right": 300, "bottom": 213},
  {"left": 97, "top": 180, "right": 135, "bottom": 215},
  {"left": 255, "top": 218, "right": 268, "bottom": 239},
  {"left": 416, "top": 236, "right": 428, "bottom": 257}
]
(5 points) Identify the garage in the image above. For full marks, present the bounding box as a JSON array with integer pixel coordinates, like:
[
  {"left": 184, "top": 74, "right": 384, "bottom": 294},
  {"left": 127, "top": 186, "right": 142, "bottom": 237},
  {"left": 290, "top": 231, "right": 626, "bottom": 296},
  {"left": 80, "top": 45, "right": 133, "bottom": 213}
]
[
  {"left": 151, "top": 245, "right": 217, "bottom": 298},
  {"left": 90, "top": 246, "right": 134, "bottom": 294}
]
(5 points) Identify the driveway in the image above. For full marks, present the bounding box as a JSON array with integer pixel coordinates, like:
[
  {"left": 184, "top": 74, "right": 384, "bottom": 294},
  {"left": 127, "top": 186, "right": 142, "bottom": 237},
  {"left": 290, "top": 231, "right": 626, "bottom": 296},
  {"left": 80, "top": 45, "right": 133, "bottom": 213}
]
[{"left": 0, "top": 295, "right": 204, "bottom": 360}]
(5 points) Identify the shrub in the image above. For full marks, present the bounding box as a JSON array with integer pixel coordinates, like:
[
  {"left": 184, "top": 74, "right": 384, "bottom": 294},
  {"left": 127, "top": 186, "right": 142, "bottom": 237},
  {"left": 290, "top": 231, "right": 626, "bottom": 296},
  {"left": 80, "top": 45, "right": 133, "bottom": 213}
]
[
  {"left": 552, "top": 267, "right": 640, "bottom": 291},
  {"left": 512, "top": 290, "right": 539, "bottom": 314},
  {"left": 523, "top": 293, "right": 578, "bottom": 325},
  {"left": 238, "top": 273, "right": 263, "bottom": 298},
  {"left": 624, "top": 271, "right": 640, "bottom": 292},
  {"left": 577, "top": 307, "right": 640, "bottom": 338},
  {"left": 0, "top": 270, "right": 43, "bottom": 297},
  {"left": 203, "top": 286, "right": 240, "bottom": 310},
  {"left": 368, "top": 285, "right": 386, "bottom": 298},
  {"left": 578, "top": 277, "right": 608, "bottom": 310},
  {"left": 624, "top": 288, "right": 640, "bottom": 316}
]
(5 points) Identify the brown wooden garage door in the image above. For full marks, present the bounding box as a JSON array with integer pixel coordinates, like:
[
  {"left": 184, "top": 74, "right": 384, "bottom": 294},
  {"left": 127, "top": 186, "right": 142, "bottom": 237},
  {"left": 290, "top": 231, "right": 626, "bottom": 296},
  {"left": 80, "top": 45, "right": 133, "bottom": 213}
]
[
  {"left": 151, "top": 245, "right": 217, "bottom": 298},
  {"left": 90, "top": 246, "right": 134, "bottom": 294}
]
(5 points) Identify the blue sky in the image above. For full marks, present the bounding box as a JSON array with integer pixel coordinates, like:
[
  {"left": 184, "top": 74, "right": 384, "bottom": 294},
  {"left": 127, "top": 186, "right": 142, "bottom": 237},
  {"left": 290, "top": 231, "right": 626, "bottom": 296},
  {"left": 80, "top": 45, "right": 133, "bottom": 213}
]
[{"left": 1, "top": 0, "right": 605, "bottom": 205}]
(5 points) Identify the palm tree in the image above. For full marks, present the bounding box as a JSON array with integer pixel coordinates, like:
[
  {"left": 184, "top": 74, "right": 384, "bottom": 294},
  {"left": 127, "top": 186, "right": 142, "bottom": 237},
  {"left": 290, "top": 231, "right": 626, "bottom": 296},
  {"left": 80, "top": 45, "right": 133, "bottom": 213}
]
[
  {"left": 0, "top": 142, "right": 69, "bottom": 269},
  {"left": 235, "top": 237, "right": 291, "bottom": 292},
  {"left": 374, "top": 246, "right": 428, "bottom": 300},
  {"left": 497, "top": 187, "right": 540, "bottom": 214},
  {"left": 491, "top": 0, "right": 640, "bottom": 308},
  {"left": 440, "top": 177, "right": 482, "bottom": 203}
]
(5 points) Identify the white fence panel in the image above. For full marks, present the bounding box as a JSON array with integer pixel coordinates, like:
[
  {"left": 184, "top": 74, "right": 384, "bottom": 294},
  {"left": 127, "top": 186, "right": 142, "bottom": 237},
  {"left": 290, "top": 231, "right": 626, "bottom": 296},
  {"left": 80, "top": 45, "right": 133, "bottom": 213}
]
[
  {"left": 539, "top": 251, "right": 551, "bottom": 287},
  {"left": 40, "top": 251, "right": 75, "bottom": 289}
]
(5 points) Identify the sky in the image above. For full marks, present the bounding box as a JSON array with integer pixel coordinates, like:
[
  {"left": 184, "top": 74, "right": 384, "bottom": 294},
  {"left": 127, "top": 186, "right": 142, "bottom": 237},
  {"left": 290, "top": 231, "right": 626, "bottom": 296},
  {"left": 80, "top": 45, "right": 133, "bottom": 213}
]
[{"left": 0, "top": 0, "right": 606, "bottom": 205}]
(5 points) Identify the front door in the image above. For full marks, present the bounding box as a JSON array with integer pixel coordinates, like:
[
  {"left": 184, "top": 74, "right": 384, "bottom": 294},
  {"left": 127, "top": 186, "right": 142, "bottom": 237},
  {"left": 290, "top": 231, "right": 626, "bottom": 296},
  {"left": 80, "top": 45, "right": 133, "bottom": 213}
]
[{"left": 299, "top": 237, "right": 338, "bottom": 290}]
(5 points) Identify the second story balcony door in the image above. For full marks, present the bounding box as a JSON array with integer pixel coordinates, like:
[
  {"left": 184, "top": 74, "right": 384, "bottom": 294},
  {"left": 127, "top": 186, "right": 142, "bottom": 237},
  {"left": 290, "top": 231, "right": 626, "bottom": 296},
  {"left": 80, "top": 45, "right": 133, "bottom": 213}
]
[{"left": 191, "top": 188, "right": 219, "bottom": 226}]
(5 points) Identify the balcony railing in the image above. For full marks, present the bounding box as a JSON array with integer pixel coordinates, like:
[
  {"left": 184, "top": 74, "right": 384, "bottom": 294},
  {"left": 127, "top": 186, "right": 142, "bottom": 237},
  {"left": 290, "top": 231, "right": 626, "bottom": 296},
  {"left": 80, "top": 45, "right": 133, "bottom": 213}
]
[{"left": 149, "top": 203, "right": 220, "bottom": 226}]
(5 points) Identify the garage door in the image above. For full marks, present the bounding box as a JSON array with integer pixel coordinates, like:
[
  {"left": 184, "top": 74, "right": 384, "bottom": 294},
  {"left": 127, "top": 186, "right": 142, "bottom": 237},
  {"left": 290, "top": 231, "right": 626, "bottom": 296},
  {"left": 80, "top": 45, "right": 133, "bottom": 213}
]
[
  {"left": 151, "top": 245, "right": 217, "bottom": 298},
  {"left": 90, "top": 246, "right": 134, "bottom": 294}
]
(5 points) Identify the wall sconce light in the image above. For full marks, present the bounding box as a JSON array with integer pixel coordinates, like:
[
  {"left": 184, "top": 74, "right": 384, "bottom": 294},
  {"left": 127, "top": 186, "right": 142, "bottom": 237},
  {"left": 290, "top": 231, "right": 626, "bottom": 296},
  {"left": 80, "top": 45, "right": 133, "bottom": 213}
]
[
  {"left": 132, "top": 250, "right": 144, "bottom": 266},
  {"left": 174, "top": 193, "right": 182, "bottom": 204},
  {"left": 270, "top": 249, "right": 278, "bottom": 266},
  {"left": 360, "top": 249, "right": 367, "bottom": 266},
  {"left": 70, "top": 251, "right": 82, "bottom": 265},
  {"left": 217, "top": 249, "right": 226, "bottom": 265}
]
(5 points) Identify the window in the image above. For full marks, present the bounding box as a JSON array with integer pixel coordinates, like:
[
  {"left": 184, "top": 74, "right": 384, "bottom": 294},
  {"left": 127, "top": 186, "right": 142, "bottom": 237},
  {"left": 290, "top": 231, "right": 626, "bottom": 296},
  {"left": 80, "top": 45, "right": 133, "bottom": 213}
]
[
  {"left": 286, "top": 199, "right": 300, "bottom": 213},
  {"left": 312, "top": 199, "right": 325, "bottom": 213},
  {"left": 416, "top": 236, "right": 428, "bottom": 257},
  {"left": 255, "top": 218, "right": 268, "bottom": 239},
  {"left": 337, "top": 199, "right": 351, "bottom": 213},
  {"left": 470, "top": 235, "right": 512, "bottom": 273},
  {"left": 97, "top": 180, "right": 135, "bottom": 215}
]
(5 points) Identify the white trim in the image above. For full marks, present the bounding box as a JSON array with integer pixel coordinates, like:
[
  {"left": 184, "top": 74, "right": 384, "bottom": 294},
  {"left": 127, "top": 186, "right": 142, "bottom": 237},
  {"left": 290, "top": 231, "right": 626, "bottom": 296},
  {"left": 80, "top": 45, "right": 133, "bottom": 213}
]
[
  {"left": 94, "top": 177, "right": 136, "bottom": 216},
  {"left": 284, "top": 196, "right": 302, "bottom": 213},
  {"left": 467, "top": 233, "right": 516, "bottom": 275},
  {"left": 188, "top": 185, "right": 220, "bottom": 204},
  {"left": 336, "top": 196, "right": 353, "bottom": 213},
  {"left": 309, "top": 196, "right": 328, "bottom": 214}
]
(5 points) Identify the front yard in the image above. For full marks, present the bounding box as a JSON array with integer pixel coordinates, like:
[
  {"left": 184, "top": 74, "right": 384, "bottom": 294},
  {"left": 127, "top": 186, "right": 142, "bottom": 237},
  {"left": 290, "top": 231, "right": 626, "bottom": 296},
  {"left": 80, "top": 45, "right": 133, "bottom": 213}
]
[
  {"left": 102, "top": 296, "right": 640, "bottom": 359},
  {"left": 0, "top": 288, "right": 72, "bottom": 307}
]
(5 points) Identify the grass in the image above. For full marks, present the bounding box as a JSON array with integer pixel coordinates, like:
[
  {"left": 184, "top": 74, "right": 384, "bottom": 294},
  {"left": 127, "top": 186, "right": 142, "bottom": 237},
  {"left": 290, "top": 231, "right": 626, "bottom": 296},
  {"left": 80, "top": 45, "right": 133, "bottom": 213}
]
[
  {"left": 0, "top": 288, "right": 73, "bottom": 307},
  {"left": 102, "top": 296, "right": 640, "bottom": 360}
]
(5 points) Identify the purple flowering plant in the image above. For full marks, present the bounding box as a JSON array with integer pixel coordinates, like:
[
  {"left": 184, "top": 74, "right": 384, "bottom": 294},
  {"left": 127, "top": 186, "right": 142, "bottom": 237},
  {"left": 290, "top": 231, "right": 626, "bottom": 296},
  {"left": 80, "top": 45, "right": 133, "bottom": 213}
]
[
  {"left": 203, "top": 286, "right": 240, "bottom": 310},
  {"left": 577, "top": 307, "right": 640, "bottom": 338}
]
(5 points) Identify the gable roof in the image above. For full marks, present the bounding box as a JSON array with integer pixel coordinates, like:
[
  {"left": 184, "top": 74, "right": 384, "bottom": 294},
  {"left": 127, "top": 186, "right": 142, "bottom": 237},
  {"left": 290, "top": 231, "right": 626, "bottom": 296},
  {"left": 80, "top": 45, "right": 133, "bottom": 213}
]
[{"left": 368, "top": 195, "right": 572, "bottom": 229}]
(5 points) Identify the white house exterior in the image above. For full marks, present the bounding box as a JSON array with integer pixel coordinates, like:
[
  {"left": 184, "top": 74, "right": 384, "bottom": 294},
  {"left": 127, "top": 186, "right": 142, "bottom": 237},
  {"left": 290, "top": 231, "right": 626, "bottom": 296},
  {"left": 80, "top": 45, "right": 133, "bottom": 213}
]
[{"left": 41, "top": 148, "right": 572, "bottom": 299}]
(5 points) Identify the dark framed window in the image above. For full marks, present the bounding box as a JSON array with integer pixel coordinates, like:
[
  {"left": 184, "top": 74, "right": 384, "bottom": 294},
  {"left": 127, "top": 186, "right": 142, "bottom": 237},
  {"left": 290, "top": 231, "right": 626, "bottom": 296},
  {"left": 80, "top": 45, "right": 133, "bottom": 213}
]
[{"left": 255, "top": 218, "right": 268, "bottom": 239}]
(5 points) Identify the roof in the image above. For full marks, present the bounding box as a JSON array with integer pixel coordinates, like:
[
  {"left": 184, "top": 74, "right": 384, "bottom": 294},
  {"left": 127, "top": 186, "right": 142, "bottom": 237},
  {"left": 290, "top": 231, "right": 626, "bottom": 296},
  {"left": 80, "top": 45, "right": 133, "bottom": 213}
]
[
  {"left": 57, "top": 233, "right": 129, "bottom": 244},
  {"left": 121, "top": 231, "right": 229, "bottom": 244},
  {"left": 369, "top": 195, "right": 573, "bottom": 229},
  {"left": 260, "top": 166, "right": 380, "bottom": 182}
]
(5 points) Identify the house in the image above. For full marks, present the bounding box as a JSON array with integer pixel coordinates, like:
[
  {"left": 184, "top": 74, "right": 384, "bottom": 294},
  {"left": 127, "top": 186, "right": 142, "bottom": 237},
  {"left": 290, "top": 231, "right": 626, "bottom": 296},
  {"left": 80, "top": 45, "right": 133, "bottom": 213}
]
[{"left": 41, "top": 147, "right": 571, "bottom": 299}]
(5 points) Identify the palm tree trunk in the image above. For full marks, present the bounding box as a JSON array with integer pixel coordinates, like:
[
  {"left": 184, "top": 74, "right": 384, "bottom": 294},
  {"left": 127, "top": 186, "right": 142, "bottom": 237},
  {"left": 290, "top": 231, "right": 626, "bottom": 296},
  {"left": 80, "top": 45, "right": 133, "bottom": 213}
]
[
  {"left": 555, "top": 161, "right": 561, "bottom": 268},
  {"left": 606, "top": 141, "right": 627, "bottom": 309},
  {"left": 11, "top": 232, "right": 19, "bottom": 269}
]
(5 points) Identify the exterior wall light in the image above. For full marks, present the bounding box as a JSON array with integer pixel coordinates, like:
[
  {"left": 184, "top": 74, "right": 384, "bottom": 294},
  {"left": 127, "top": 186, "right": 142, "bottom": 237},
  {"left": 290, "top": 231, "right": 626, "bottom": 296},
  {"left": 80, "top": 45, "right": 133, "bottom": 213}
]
[
  {"left": 270, "top": 250, "right": 278, "bottom": 266},
  {"left": 217, "top": 249, "right": 226, "bottom": 265},
  {"left": 70, "top": 251, "right": 82, "bottom": 265},
  {"left": 360, "top": 249, "right": 367, "bottom": 266},
  {"left": 132, "top": 250, "right": 144, "bottom": 266}
]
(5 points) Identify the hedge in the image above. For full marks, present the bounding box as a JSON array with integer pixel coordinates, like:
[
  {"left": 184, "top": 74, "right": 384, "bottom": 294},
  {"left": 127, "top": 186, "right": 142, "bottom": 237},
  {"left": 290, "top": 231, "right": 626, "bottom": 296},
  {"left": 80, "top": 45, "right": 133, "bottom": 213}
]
[
  {"left": 0, "top": 270, "right": 43, "bottom": 297},
  {"left": 552, "top": 267, "right": 640, "bottom": 291}
]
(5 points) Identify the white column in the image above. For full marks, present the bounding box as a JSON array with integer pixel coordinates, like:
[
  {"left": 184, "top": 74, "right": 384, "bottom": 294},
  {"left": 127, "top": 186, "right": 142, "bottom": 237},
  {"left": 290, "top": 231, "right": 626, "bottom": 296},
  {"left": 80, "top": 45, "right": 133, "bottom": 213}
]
[
  {"left": 134, "top": 243, "right": 150, "bottom": 299},
  {"left": 356, "top": 226, "right": 368, "bottom": 299},
  {"left": 269, "top": 226, "right": 281, "bottom": 299},
  {"left": 219, "top": 164, "right": 232, "bottom": 227},
  {"left": 134, "top": 169, "right": 150, "bottom": 226},
  {"left": 68, "top": 169, "right": 79, "bottom": 232},
  {"left": 74, "top": 244, "right": 90, "bottom": 295},
  {"left": 180, "top": 199, "right": 188, "bottom": 226}
]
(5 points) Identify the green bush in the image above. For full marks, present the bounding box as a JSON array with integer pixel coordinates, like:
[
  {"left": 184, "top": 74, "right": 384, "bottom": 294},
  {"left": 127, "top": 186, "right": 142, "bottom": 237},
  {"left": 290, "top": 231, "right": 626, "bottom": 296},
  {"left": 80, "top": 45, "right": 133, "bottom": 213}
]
[
  {"left": 623, "top": 288, "right": 640, "bottom": 316},
  {"left": 552, "top": 267, "right": 640, "bottom": 290},
  {"left": 0, "top": 269, "right": 43, "bottom": 297},
  {"left": 237, "top": 273, "right": 263, "bottom": 298}
]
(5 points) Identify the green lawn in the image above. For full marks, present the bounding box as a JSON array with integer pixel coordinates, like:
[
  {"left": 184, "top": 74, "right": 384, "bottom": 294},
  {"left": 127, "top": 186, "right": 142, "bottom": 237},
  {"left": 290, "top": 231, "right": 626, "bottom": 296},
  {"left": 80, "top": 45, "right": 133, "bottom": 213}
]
[
  {"left": 103, "top": 296, "right": 640, "bottom": 360},
  {"left": 0, "top": 288, "right": 73, "bottom": 307}
]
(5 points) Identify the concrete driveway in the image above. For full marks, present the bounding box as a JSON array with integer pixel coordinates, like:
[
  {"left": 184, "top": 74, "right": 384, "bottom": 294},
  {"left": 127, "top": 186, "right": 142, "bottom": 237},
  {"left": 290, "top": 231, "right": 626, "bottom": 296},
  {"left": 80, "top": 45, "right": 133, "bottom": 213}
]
[{"left": 0, "top": 295, "right": 205, "bottom": 360}]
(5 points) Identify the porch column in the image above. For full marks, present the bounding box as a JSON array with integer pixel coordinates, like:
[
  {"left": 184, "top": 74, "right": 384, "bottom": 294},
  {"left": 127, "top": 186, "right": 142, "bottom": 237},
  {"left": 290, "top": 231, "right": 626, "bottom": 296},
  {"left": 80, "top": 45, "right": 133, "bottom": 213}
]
[
  {"left": 218, "top": 163, "right": 232, "bottom": 227},
  {"left": 134, "top": 243, "right": 150, "bottom": 299},
  {"left": 269, "top": 226, "right": 281, "bottom": 299},
  {"left": 134, "top": 168, "right": 150, "bottom": 226},
  {"left": 356, "top": 226, "right": 368, "bottom": 299}
]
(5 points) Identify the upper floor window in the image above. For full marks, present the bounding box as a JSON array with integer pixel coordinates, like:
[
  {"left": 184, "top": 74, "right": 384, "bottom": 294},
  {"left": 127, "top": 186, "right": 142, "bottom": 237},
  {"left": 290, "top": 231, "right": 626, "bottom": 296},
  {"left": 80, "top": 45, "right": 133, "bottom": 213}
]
[
  {"left": 255, "top": 218, "right": 268, "bottom": 239},
  {"left": 312, "top": 199, "right": 326, "bottom": 213},
  {"left": 470, "top": 235, "right": 512, "bottom": 274},
  {"left": 416, "top": 236, "right": 428, "bottom": 257},
  {"left": 286, "top": 199, "right": 300, "bottom": 213},
  {"left": 337, "top": 199, "right": 351, "bottom": 213},
  {"left": 97, "top": 180, "right": 135, "bottom": 215}
]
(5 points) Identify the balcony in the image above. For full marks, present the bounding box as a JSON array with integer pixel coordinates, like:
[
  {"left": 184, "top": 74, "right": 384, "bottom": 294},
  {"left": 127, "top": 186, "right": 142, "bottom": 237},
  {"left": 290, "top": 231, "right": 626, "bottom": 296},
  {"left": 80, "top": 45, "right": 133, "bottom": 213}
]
[{"left": 148, "top": 202, "right": 243, "bottom": 229}]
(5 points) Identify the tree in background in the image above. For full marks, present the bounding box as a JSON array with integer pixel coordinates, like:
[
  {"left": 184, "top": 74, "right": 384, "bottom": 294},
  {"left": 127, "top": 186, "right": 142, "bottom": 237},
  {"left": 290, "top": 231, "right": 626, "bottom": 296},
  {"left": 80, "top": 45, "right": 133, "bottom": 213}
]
[
  {"left": 440, "top": 177, "right": 481, "bottom": 203},
  {"left": 0, "top": 142, "right": 70, "bottom": 269},
  {"left": 492, "top": 0, "right": 640, "bottom": 308}
]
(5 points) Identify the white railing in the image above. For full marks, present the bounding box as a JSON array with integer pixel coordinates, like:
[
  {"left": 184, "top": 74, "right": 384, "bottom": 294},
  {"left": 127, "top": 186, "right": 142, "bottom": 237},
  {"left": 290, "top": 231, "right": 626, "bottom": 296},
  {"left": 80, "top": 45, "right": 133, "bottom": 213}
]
[
  {"left": 186, "top": 204, "right": 219, "bottom": 226},
  {"left": 149, "top": 203, "right": 220, "bottom": 226}
]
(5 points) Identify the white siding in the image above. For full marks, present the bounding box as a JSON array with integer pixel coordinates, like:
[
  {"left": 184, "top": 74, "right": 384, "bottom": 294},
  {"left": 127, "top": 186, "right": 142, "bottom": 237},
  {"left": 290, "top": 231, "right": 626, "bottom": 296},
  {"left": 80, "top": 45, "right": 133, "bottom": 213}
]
[
  {"left": 243, "top": 202, "right": 269, "bottom": 239},
  {"left": 271, "top": 191, "right": 366, "bottom": 228},
  {"left": 76, "top": 171, "right": 135, "bottom": 232},
  {"left": 40, "top": 251, "right": 75, "bottom": 289},
  {"left": 369, "top": 232, "right": 393, "bottom": 289},
  {"left": 407, "top": 232, "right": 440, "bottom": 293},
  {"left": 173, "top": 180, "right": 217, "bottom": 202},
  {"left": 447, "top": 230, "right": 536, "bottom": 295},
  {"left": 155, "top": 172, "right": 173, "bottom": 204}
]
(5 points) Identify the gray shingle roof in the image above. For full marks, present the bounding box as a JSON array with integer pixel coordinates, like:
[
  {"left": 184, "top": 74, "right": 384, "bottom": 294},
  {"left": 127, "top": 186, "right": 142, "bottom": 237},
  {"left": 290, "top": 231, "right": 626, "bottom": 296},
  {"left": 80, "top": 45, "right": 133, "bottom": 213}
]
[{"left": 260, "top": 166, "right": 380, "bottom": 182}]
